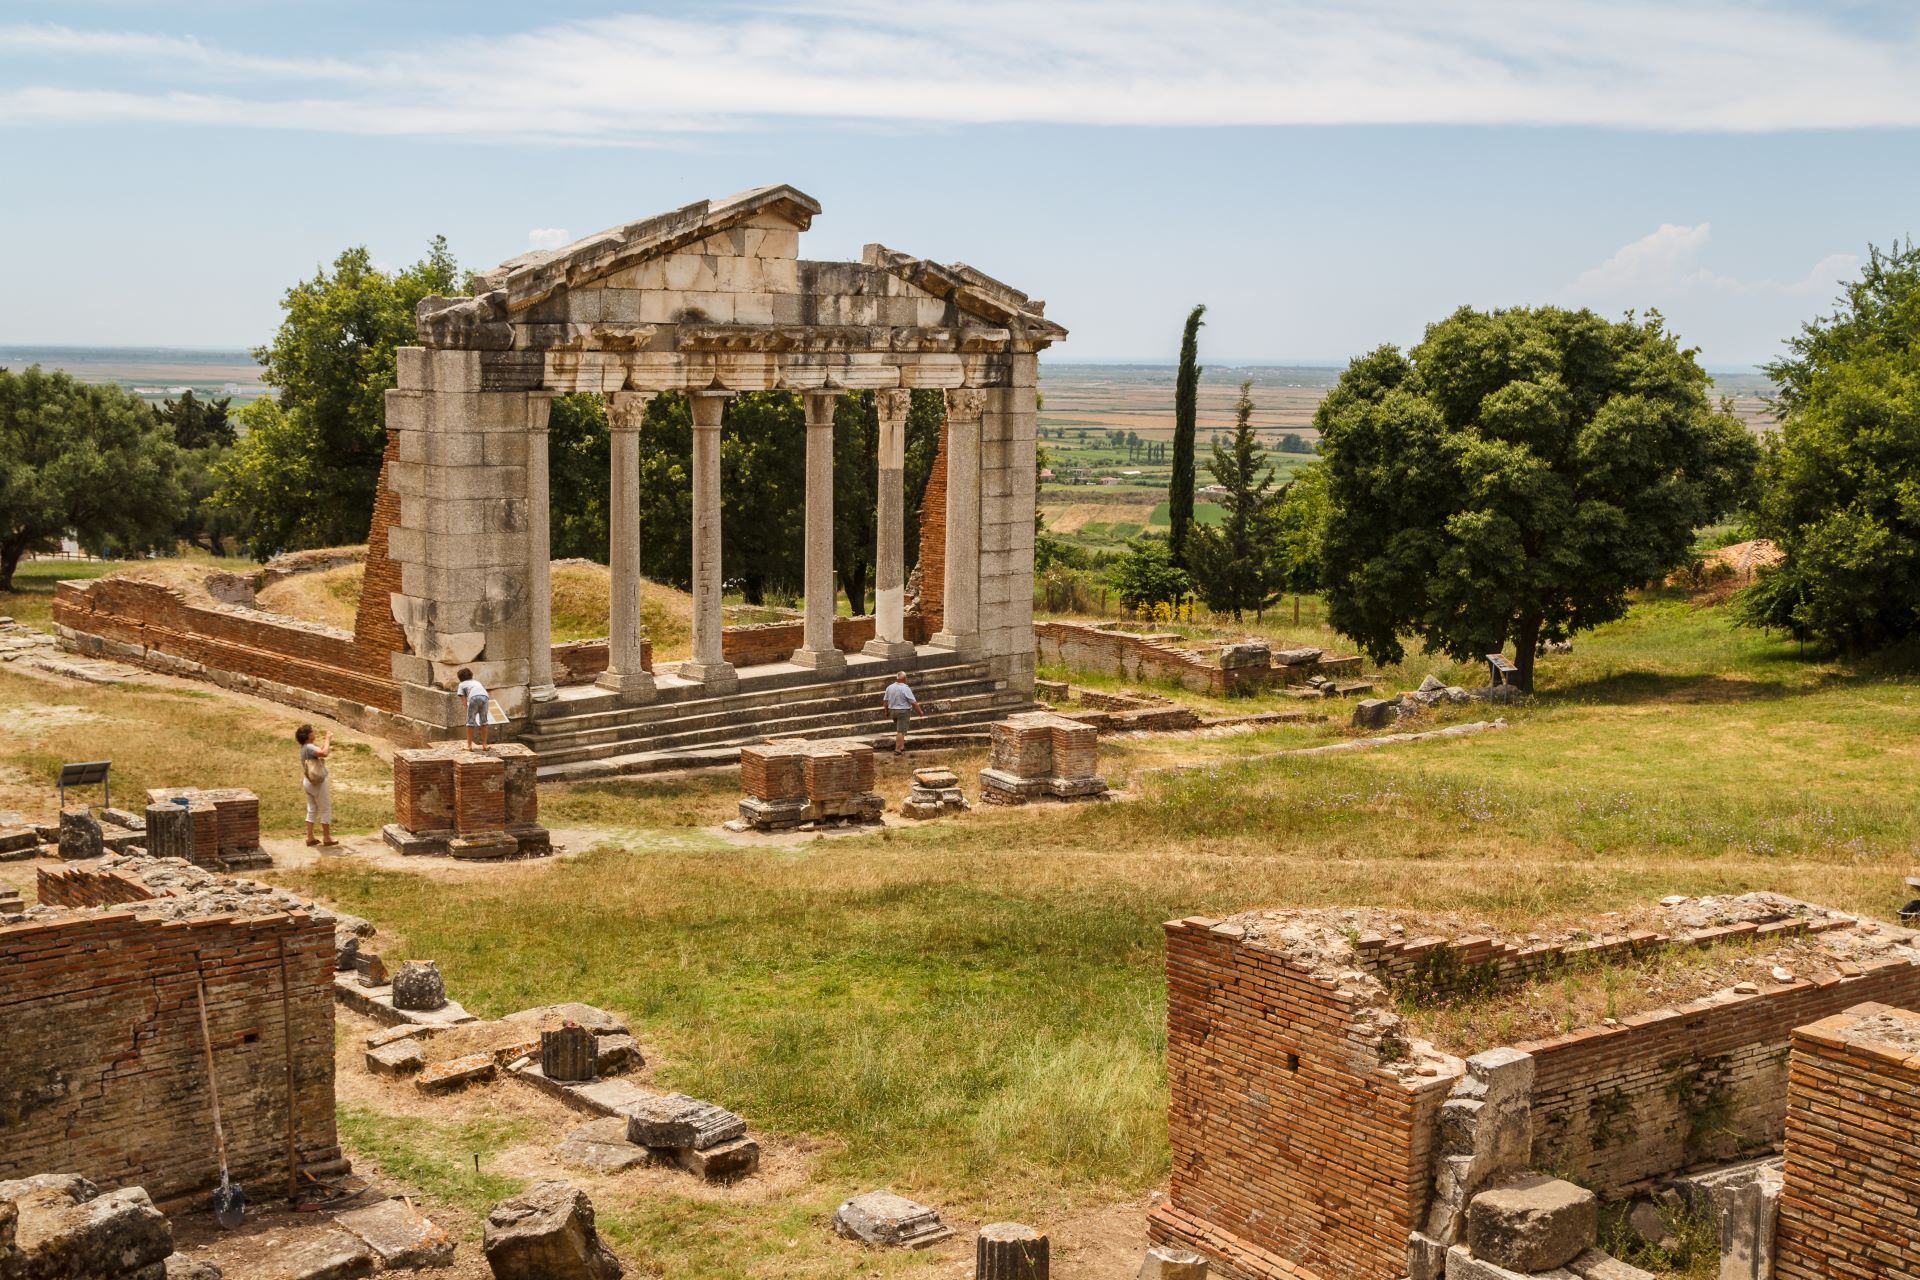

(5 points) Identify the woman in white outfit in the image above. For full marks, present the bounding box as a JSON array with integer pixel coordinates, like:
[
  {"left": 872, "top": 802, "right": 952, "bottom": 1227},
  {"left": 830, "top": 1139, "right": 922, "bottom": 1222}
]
[{"left": 296, "top": 723, "right": 335, "bottom": 847}]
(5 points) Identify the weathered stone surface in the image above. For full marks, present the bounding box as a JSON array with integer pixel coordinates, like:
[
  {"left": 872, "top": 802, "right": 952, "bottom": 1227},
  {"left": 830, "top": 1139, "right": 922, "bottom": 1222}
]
[
  {"left": 1218, "top": 642, "right": 1270, "bottom": 669},
  {"left": 624, "top": 1094, "right": 746, "bottom": 1151},
  {"left": 674, "top": 1137, "right": 759, "bottom": 1182},
  {"left": 163, "top": 1255, "right": 225, "bottom": 1279},
  {"left": 1465, "top": 1175, "right": 1597, "bottom": 1274},
  {"left": 1352, "top": 698, "right": 1398, "bottom": 729},
  {"left": 1445, "top": 1243, "right": 1578, "bottom": 1280},
  {"left": 58, "top": 807, "right": 104, "bottom": 861},
  {"left": 391, "top": 960, "right": 448, "bottom": 1012},
  {"left": 415, "top": 1052, "right": 496, "bottom": 1093},
  {"left": 831, "top": 1191, "right": 953, "bottom": 1249},
  {"left": 1426, "top": 1049, "right": 1535, "bottom": 1244},
  {"left": 594, "top": 1034, "right": 641, "bottom": 1076},
  {"left": 365, "top": 1039, "right": 427, "bottom": 1076},
  {"left": 976, "top": 1222, "right": 1048, "bottom": 1280},
  {"left": 1408, "top": 1230, "right": 1449, "bottom": 1280},
  {"left": 503, "top": 1004, "right": 629, "bottom": 1036},
  {"left": 335, "top": 1197, "right": 455, "bottom": 1270},
  {"left": 482, "top": 1182, "right": 622, "bottom": 1280},
  {"left": 1137, "top": 1245, "right": 1209, "bottom": 1280},
  {"left": 554, "top": 1119, "right": 655, "bottom": 1174},
  {"left": 541, "top": 1025, "right": 597, "bottom": 1082},
  {"left": 1566, "top": 1248, "right": 1656, "bottom": 1280},
  {"left": 259, "top": 1228, "right": 374, "bottom": 1280},
  {"left": 0, "top": 1179, "right": 172, "bottom": 1280}
]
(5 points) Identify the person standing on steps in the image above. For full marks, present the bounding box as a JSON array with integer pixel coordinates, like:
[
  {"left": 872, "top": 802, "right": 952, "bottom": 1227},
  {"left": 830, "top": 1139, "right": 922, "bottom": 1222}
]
[
  {"left": 296, "top": 724, "right": 336, "bottom": 847},
  {"left": 882, "top": 670, "right": 919, "bottom": 755},
  {"left": 455, "top": 667, "right": 492, "bottom": 748}
]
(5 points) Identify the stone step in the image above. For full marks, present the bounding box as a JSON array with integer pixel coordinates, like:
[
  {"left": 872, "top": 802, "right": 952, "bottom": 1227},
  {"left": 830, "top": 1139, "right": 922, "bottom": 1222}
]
[
  {"left": 531, "top": 648, "right": 976, "bottom": 723},
  {"left": 536, "top": 702, "right": 1036, "bottom": 781},
  {"left": 528, "top": 674, "right": 1004, "bottom": 752},
  {"left": 532, "top": 692, "right": 1025, "bottom": 767}
]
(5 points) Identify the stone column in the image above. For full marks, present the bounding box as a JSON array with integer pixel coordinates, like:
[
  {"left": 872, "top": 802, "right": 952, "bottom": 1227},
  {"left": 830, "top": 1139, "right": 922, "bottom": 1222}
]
[
  {"left": 864, "top": 387, "right": 917, "bottom": 661},
  {"left": 526, "top": 392, "right": 559, "bottom": 701},
  {"left": 682, "top": 390, "right": 738, "bottom": 692},
  {"left": 597, "top": 392, "right": 656, "bottom": 700},
  {"left": 931, "top": 388, "right": 984, "bottom": 655},
  {"left": 791, "top": 391, "right": 849, "bottom": 674}
]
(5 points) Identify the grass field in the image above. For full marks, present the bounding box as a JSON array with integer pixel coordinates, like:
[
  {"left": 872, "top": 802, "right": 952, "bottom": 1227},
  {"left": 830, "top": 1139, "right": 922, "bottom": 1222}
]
[{"left": 6, "top": 575, "right": 1915, "bottom": 1277}]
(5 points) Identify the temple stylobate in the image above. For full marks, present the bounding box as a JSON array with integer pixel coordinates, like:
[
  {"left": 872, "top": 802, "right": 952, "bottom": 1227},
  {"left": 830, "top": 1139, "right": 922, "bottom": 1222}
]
[{"left": 377, "top": 184, "right": 1064, "bottom": 765}]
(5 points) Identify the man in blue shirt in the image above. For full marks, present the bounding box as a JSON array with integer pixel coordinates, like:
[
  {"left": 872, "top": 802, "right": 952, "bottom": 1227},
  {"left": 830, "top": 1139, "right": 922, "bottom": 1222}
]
[{"left": 882, "top": 671, "right": 918, "bottom": 755}]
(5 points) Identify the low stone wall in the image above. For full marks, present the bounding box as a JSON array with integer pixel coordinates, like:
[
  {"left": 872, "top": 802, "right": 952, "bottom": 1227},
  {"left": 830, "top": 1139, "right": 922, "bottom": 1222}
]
[
  {"left": 1775, "top": 1002, "right": 1920, "bottom": 1280},
  {"left": 1152, "top": 915, "right": 1454, "bottom": 1280},
  {"left": 0, "top": 897, "right": 340, "bottom": 1208},
  {"left": 1035, "top": 620, "right": 1339, "bottom": 696}
]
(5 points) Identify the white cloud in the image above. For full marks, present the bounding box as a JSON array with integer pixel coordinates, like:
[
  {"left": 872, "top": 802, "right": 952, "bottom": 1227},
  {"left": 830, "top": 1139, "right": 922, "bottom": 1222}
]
[
  {"left": 3, "top": 2, "right": 1920, "bottom": 142},
  {"left": 526, "top": 228, "right": 571, "bottom": 250},
  {"left": 1566, "top": 224, "right": 1859, "bottom": 305}
]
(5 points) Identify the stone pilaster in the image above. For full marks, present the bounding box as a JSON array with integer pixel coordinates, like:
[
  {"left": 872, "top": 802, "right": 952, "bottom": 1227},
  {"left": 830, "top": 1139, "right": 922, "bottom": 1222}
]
[
  {"left": 864, "top": 387, "right": 917, "bottom": 660},
  {"left": 681, "top": 391, "right": 738, "bottom": 692},
  {"left": 526, "top": 392, "right": 559, "bottom": 700},
  {"left": 598, "top": 392, "right": 656, "bottom": 700},
  {"left": 791, "top": 391, "right": 848, "bottom": 673},
  {"left": 930, "top": 387, "right": 984, "bottom": 656},
  {"left": 975, "top": 357, "right": 1040, "bottom": 693}
]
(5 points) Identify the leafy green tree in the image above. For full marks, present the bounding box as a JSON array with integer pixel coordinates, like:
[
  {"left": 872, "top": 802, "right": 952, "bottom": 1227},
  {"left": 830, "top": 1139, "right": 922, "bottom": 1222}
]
[
  {"left": 155, "top": 391, "right": 240, "bottom": 555},
  {"left": 1188, "top": 380, "right": 1284, "bottom": 620},
  {"left": 1740, "top": 242, "right": 1920, "bottom": 653},
  {"left": 217, "top": 239, "right": 459, "bottom": 555},
  {"left": 832, "top": 392, "right": 878, "bottom": 614},
  {"left": 158, "top": 390, "right": 233, "bottom": 450},
  {"left": 547, "top": 393, "right": 611, "bottom": 561},
  {"left": 1272, "top": 461, "right": 1329, "bottom": 622},
  {"left": 1108, "top": 537, "right": 1189, "bottom": 613},
  {"left": 1278, "top": 431, "right": 1311, "bottom": 454},
  {"left": 1317, "top": 305, "right": 1758, "bottom": 691},
  {"left": 0, "top": 367, "right": 186, "bottom": 588},
  {"left": 1170, "top": 304, "right": 1206, "bottom": 565}
]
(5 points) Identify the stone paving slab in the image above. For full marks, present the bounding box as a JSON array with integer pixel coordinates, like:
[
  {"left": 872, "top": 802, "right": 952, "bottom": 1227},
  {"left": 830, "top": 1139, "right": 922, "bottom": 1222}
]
[
  {"left": 554, "top": 1118, "right": 659, "bottom": 1173},
  {"left": 334, "top": 1198, "right": 456, "bottom": 1270}
]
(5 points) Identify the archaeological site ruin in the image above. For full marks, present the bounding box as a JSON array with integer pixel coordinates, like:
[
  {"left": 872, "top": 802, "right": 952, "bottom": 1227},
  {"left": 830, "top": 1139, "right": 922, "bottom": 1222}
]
[{"left": 52, "top": 184, "right": 1064, "bottom": 777}]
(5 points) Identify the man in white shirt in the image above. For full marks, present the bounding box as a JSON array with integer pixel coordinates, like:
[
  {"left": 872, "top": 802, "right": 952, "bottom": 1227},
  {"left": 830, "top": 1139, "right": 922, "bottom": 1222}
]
[{"left": 882, "top": 671, "right": 918, "bottom": 755}]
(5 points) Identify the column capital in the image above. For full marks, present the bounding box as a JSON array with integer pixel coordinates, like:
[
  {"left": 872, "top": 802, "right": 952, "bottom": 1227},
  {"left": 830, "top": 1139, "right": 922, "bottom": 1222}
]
[
  {"left": 945, "top": 387, "right": 987, "bottom": 421},
  {"left": 874, "top": 387, "right": 912, "bottom": 426},
  {"left": 606, "top": 390, "right": 655, "bottom": 432},
  {"left": 689, "top": 389, "right": 729, "bottom": 429},
  {"left": 804, "top": 389, "right": 840, "bottom": 427}
]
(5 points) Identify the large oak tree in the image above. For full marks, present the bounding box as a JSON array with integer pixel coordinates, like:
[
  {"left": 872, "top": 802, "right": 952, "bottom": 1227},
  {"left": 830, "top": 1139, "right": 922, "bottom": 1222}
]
[{"left": 1316, "top": 306, "right": 1757, "bottom": 691}]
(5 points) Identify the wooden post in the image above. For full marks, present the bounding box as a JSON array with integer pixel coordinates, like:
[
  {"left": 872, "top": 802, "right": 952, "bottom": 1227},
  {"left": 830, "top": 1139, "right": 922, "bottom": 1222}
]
[{"left": 976, "top": 1223, "right": 1048, "bottom": 1280}]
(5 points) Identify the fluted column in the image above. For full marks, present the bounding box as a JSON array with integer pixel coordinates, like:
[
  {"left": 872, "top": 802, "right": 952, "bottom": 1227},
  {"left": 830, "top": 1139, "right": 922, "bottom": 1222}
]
[
  {"left": 864, "top": 387, "right": 916, "bottom": 660},
  {"left": 597, "top": 392, "right": 656, "bottom": 700},
  {"left": 791, "top": 390, "right": 849, "bottom": 674},
  {"left": 931, "top": 388, "right": 984, "bottom": 655},
  {"left": 526, "top": 392, "right": 559, "bottom": 700},
  {"left": 682, "top": 390, "right": 738, "bottom": 692}
]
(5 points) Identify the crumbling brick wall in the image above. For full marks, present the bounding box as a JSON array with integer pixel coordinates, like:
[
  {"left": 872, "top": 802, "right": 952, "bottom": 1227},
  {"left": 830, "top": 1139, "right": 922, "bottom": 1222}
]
[
  {"left": 36, "top": 863, "right": 156, "bottom": 909},
  {"left": 1152, "top": 916, "right": 1453, "bottom": 1280},
  {"left": 1518, "top": 959, "right": 1920, "bottom": 1194},
  {"left": 1774, "top": 1002, "right": 1920, "bottom": 1279},
  {"left": 353, "top": 430, "right": 410, "bottom": 665},
  {"left": 916, "top": 420, "right": 947, "bottom": 633},
  {"left": 0, "top": 905, "right": 340, "bottom": 1208}
]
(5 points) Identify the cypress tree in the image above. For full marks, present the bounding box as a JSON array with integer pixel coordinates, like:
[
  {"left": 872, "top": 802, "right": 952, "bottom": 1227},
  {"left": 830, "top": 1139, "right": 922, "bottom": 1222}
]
[{"left": 1169, "top": 304, "right": 1205, "bottom": 566}]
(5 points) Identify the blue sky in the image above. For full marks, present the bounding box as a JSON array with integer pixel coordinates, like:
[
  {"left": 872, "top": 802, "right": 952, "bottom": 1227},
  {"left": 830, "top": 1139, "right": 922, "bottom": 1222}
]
[{"left": 3, "top": 2, "right": 1918, "bottom": 368}]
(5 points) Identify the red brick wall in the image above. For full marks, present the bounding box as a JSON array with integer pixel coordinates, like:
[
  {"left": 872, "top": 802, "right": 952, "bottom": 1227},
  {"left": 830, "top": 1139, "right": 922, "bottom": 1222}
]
[
  {"left": 37, "top": 864, "right": 157, "bottom": 909},
  {"left": 393, "top": 748, "right": 457, "bottom": 832},
  {"left": 54, "top": 576, "right": 401, "bottom": 713},
  {"left": 1152, "top": 917, "right": 1452, "bottom": 1280},
  {"left": 353, "top": 430, "right": 409, "bottom": 667},
  {"left": 0, "top": 908, "right": 340, "bottom": 1208},
  {"left": 1775, "top": 1002, "right": 1920, "bottom": 1280},
  {"left": 916, "top": 420, "right": 948, "bottom": 634},
  {"left": 451, "top": 753, "right": 506, "bottom": 833},
  {"left": 1517, "top": 959, "right": 1920, "bottom": 1196}
]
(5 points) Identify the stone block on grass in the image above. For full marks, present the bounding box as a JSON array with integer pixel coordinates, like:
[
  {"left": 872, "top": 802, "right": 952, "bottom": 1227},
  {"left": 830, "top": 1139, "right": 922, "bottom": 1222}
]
[
  {"left": 482, "top": 1181, "right": 622, "bottom": 1280},
  {"left": 1465, "top": 1175, "right": 1597, "bottom": 1274},
  {"left": 415, "top": 1052, "right": 495, "bottom": 1094},
  {"left": 831, "top": 1191, "right": 953, "bottom": 1248},
  {"left": 624, "top": 1093, "right": 746, "bottom": 1150}
]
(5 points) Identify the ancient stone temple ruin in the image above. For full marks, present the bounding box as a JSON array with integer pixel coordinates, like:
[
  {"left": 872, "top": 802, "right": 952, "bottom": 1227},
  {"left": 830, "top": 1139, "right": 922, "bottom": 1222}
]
[{"left": 54, "top": 184, "right": 1063, "bottom": 774}]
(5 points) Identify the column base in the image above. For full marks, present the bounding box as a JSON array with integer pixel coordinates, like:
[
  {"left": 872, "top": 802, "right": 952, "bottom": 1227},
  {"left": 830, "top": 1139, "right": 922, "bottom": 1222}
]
[
  {"left": 678, "top": 660, "right": 739, "bottom": 694},
  {"left": 529, "top": 683, "right": 559, "bottom": 703},
  {"left": 790, "top": 646, "right": 850, "bottom": 675},
  {"left": 862, "top": 637, "right": 918, "bottom": 661},
  {"left": 929, "top": 631, "right": 979, "bottom": 657},
  {"left": 595, "top": 670, "right": 657, "bottom": 702}
]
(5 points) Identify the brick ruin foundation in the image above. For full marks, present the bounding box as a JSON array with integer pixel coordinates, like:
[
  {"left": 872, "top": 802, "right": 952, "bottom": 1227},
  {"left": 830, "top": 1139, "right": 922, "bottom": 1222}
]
[
  {"left": 1153, "top": 897, "right": 1920, "bottom": 1280},
  {"left": 979, "top": 711, "right": 1107, "bottom": 803},
  {"left": 1, "top": 860, "right": 343, "bottom": 1209},
  {"left": 384, "top": 742, "right": 551, "bottom": 858},
  {"left": 1034, "top": 620, "right": 1365, "bottom": 697},
  {"left": 737, "top": 737, "right": 884, "bottom": 830}
]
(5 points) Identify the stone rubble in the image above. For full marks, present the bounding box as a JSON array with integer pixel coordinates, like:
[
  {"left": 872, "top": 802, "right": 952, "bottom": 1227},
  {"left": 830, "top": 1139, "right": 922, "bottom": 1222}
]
[
  {"left": 830, "top": 1191, "right": 954, "bottom": 1249},
  {"left": 899, "top": 767, "right": 970, "bottom": 819},
  {"left": 482, "top": 1182, "right": 623, "bottom": 1280}
]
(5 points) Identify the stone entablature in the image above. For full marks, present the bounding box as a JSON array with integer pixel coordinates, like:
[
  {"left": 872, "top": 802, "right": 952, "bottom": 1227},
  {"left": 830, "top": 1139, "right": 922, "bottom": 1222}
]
[{"left": 383, "top": 183, "right": 1059, "bottom": 739}]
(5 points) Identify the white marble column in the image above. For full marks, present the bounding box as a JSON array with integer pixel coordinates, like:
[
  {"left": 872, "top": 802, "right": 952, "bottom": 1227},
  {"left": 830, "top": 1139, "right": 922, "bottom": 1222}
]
[
  {"left": 597, "top": 392, "right": 656, "bottom": 700},
  {"left": 526, "top": 392, "right": 559, "bottom": 700},
  {"left": 864, "top": 387, "right": 916, "bottom": 660},
  {"left": 682, "top": 390, "right": 738, "bottom": 692},
  {"left": 791, "top": 390, "right": 849, "bottom": 674},
  {"left": 931, "top": 388, "right": 984, "bottom": 655}
]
